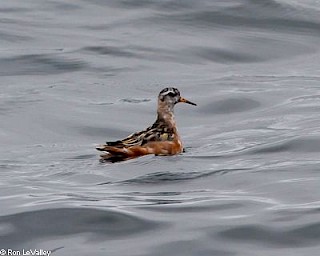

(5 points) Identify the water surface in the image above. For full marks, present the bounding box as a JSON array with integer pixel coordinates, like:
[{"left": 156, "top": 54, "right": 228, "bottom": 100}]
[{"left": 1, "top": 1, "right": 320, "bottom": 255}]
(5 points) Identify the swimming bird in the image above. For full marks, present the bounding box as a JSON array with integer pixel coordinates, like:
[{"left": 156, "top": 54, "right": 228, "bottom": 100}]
[{"left": 96, "top": 87, "right": 196, "bottom": 162}]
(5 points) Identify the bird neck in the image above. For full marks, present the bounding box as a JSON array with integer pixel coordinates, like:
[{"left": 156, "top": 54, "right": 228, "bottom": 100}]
[{"left": 157, "top": 101, "right": 176, "bottom": 128}]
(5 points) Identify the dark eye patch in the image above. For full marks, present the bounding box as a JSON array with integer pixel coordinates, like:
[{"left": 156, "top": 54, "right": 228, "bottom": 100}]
[{"left": 160, "top": 88, "right": 169, "bottom": 94}]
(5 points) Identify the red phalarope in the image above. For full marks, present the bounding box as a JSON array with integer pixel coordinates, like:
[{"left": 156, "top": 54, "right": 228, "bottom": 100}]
[{"left": 96, "top": 87, "right": 196, "bottom": 162}]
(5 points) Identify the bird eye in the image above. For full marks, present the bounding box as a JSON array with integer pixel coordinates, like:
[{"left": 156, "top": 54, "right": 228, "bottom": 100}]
[{"left": 167, "top": 92, "right": 176, "bottom": 97}]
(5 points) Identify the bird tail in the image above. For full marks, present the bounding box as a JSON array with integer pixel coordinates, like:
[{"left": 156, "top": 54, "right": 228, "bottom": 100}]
[
  {"left": 96, "top": 145, "right": 127, "bottom": 162},
  {"left": 96, "top": 145, "right": 149, "bottom": 163}
]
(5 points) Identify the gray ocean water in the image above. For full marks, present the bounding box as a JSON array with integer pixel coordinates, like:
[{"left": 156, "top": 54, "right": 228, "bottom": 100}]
[{"left": 1, "top": 0, "right": 320, "bottom": 255}]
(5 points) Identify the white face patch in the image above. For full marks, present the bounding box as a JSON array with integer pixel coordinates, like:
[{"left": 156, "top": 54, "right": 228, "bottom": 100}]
[{"left": 161, "top": 88, "right": 176, "bottom": 96}]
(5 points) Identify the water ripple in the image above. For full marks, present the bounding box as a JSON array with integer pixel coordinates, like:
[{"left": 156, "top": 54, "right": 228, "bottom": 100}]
[
  {"left": 252, "top": 136, "right": 320, "bottom": 154},
  {"left": 0, "top": 207, "right": 161, "bottom": 247},
  {"left": 216, "top": 222, "right": 320, "bottom": 247},
  {"left": 119, "top": 168, "right": 250, "bottom": 184},
  {"left": 0, "top": 54, "right": 87, "bottom": 76}
]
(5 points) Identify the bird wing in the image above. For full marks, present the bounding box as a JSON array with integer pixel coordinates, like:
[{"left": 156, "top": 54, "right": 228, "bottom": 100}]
[{"left": 105, "top": 119, "right": 175, "bottom": 148}]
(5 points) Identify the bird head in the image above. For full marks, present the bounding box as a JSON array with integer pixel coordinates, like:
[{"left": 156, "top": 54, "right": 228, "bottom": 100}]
[{"left": 158, "top": 87, "right": 197, "bottom": 108}]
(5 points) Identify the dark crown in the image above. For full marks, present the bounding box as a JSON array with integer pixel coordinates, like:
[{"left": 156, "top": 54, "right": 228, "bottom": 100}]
[{"left": 159, "top": 87, "right": 180, "bottom": 98}]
